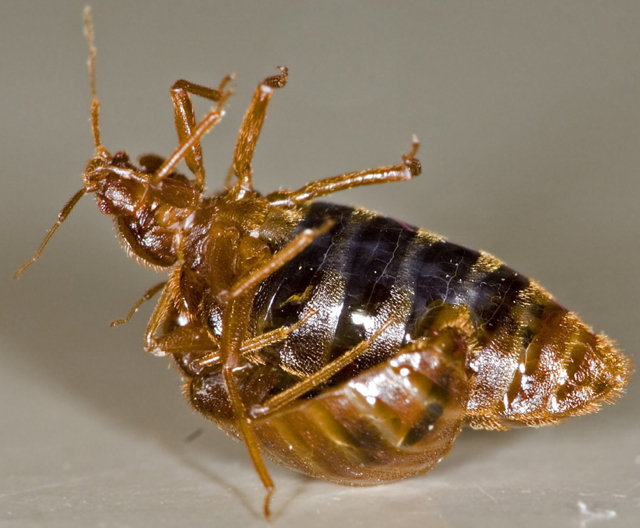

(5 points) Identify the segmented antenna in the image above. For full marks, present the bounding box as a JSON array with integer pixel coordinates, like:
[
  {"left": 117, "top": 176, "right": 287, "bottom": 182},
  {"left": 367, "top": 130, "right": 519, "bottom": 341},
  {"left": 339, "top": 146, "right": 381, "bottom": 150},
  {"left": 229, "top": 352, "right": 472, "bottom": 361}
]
[
  {"left": 14, "top": 188, "right": 87, "bottom": 279},
  {"left": 84, "top": 6, "right": 102, "bottom": 149},
  {"left": 14, "top": 9, "right": 97, "bottom": 278}
]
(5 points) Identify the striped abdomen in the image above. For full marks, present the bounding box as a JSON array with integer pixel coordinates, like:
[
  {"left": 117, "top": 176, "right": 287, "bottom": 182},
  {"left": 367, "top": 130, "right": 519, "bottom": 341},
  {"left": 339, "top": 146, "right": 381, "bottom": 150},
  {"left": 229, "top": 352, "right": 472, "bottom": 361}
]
[
  {"left": 187, "top": 202, "right": 630, "bottom": 483},
  {"left": 254, "top": 202, "right": 630, "bottom": 427}
]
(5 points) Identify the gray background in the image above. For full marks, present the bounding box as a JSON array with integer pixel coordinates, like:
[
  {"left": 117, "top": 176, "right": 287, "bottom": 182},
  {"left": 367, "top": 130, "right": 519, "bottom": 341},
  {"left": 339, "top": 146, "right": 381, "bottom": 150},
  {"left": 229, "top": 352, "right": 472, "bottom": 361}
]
[{"left": 1, "top": 1, "right": 639, "bottom": 527}]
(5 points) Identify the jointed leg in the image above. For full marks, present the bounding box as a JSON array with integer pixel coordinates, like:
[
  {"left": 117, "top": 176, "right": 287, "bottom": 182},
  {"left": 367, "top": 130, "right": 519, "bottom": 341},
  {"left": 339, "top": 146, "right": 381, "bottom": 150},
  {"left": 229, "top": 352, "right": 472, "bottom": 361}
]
[
  {"left": 152, "top": 84, "right": 234, "bottom": 186},
  {"left": 110, "top": 281, "right": 167, "bottom": 327},
  {"left": 252, "top": 305, "right": 474, "bottom": 422},
  {"left": 143, "top": 269, "right": 182, "bottom": 356},
  {"left": 217, "top": 219, "right": 335, "bottom": 304},
  {"left": 170, "top": 77, "right": 234, "bottom": 189},
  {"left": 219, "top": 293, "right": 275, "bottom": 519},
  {"left": 135, "top": 305, "right": 317, "bottom": 370},
  {"left": 230, "top": 67, "right": 288, "bottom": 194},
  {"left": 110, "top": 281, "right": 220, "bottom": 371},
  {"left": 139, "top": 272, "right": 221, "bottom": 358},
  {"left": 267, "top": 135, "right": 421, "bottom": 206},
  {"left": 197, "top": 307, "right": 318, "bottom": 369},
  {"left": 250, "top": 319, "right": 393, "bottom": 420}
]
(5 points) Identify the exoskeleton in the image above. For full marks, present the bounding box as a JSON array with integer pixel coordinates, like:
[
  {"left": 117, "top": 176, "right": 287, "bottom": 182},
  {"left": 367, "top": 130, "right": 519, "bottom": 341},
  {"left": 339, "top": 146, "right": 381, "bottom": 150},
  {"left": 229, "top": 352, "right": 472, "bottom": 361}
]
[{"left": 17, "top": 8, "right": 632, "bottom": 519}]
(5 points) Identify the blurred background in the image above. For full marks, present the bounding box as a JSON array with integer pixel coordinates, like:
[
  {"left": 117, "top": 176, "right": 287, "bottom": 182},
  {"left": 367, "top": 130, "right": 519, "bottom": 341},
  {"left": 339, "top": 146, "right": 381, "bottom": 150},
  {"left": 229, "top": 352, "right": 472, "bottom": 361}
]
[{"left": 1, "top": 1, "right": 639, "bottom": 526}]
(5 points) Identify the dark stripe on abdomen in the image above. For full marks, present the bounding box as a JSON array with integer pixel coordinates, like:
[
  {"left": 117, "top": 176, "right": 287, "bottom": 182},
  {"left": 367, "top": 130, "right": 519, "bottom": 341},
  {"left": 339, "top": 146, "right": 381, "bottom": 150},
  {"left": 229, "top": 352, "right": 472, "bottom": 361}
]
[
  {"left": 406, "top": 240, "right": 481, "bottom": 339},
  {"left": 257, "top": 202, "right": 352, "bottom": 331},
  {"left": 468, "top": 265, "right": 530, "bottom": 333},
  {"left": 328, "top": 214, "right": 417, "bottom": 370},
  {"left": 258, "top": 202, "right": 533, "bottom": 383}
]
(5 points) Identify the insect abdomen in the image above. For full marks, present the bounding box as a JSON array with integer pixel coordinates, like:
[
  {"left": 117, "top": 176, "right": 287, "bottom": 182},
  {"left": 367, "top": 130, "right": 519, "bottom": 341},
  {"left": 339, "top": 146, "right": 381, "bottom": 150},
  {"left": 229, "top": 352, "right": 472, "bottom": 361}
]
[
  {"left": 466, "top": 299, "right": 632, "bottom": 429},
  {"left": 253, "top": 328, "right": 468, "bottom": 484},
  {"left": 256, "top": 202, "right": 631, "bottom": 428},
  {"left": 186, "top": 202, "right": 630, "bottom": 483},
  {"left": 189, "top": 323, "right": 469, "bottom": 484}
]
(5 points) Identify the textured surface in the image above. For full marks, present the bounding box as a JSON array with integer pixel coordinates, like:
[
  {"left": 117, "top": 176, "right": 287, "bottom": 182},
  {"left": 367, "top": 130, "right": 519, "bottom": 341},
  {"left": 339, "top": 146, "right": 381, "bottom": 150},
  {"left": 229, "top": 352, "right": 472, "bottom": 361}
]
[{"left": 2, "top": 1, "right": 640, "bottom": 527}]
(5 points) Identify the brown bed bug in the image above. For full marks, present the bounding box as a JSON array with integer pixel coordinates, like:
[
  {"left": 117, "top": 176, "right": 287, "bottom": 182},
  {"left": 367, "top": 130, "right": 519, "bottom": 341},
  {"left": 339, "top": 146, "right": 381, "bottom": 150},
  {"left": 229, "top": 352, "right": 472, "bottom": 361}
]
[{"left": 16, "top": 7, "right": 633, "bottom": 519}]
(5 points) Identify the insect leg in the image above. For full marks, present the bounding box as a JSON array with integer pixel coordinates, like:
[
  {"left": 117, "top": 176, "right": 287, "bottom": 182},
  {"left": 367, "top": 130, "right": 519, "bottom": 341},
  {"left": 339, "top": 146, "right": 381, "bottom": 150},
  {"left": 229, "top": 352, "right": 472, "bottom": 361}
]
[
  {"left": 196, "top": 308, "right": 318, "bottom": 369},
  {"left": 143, "top": 269, "right": 182, "bottom": 356},
  {"left": 152, "top": 88, "right": 234, "bottom": 186},
  {"left": 170, "top": 77, "right": 235, "bottom": 190},
  {"left": 250, "top": 320, "right": 393, "bottom": 419},
  {"left": 153, "top": 327, "right": 219, "bottom": 357},
  {"left": 217, "top": 219, "right": 335, "bottom": 303},
  {"left": 250, "top": 325, "right": 470, "bottom": 483},
  {"left": 219, "top": 293, "right": 276, "bottom": 520},
  {"left": 168, "top": 311, "right": 315, "bottom": 372},
  {"left": 253, "top": 304, "right": 475, "bottom": 420},
  {"left": 140, "top": 279, "right": 220, "bottom": 359},
  {"left": 110, "top": 281, "right": 167, "bottom": 327},
  {"left": 267, "top": 135, "right": 421, "bottom": 206},
  {"left": 229, "top": 67, "right": 288, "bottom": 194}
]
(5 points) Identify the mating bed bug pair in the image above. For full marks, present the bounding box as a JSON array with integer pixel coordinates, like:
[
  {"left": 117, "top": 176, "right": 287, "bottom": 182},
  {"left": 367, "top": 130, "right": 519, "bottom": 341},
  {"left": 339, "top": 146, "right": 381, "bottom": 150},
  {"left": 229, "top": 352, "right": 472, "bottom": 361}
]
[{"left": 16, "top": 7, "right": 633, "bottom": 520}]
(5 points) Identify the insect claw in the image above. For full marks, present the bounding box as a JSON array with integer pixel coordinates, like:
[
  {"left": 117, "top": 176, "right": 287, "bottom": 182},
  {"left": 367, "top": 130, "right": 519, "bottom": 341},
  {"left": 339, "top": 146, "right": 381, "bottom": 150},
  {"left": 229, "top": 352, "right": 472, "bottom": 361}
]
[
  {"left": 401, "top": 134, "right": 421, "bottom": 176},
  {"left": 217, "top": 73, "right": 237, "bottom": 98},
  {"left": 263, "top": 66, "right": 288, "bottom": 89}
]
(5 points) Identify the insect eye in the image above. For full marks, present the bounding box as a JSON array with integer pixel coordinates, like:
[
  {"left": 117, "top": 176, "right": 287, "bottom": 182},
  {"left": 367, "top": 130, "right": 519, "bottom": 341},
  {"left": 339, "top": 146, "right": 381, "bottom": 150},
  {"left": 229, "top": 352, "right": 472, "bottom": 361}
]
[{"left": 112, "top": 151, "right": 133, "bottom": 168}]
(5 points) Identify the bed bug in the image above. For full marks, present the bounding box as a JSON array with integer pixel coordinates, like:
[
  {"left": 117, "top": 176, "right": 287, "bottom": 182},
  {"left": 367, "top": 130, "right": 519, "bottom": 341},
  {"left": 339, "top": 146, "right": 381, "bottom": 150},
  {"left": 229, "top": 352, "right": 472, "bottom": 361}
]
[{"left": 16, "top": 7, "right": 633, "bottom": 520}]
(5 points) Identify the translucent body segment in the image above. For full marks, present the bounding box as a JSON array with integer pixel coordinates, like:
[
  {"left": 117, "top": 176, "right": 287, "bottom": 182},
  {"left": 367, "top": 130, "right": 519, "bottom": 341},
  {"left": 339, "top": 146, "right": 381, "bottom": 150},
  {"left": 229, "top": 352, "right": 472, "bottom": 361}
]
[
  {"left": 466, "top": 295, "right": 633, "bottom": 429},
  {"left": 251, "top": 202, "right": 631, "bottom": 431},
  {"left": 189, "top": 328, "right": 468, "bottom": 483}
]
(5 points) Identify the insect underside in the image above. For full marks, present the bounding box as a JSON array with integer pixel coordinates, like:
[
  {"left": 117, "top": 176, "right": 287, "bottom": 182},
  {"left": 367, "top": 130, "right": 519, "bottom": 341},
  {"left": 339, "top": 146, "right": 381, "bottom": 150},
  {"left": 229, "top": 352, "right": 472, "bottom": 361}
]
[{"left": 17, "top": 8, "right": 633, "bottom": 520}]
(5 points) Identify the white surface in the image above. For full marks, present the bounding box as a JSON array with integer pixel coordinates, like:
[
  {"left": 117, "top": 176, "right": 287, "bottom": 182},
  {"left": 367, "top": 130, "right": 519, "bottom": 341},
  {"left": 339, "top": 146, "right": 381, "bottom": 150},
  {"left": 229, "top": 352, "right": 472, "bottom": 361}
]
[{"left": 2, "top": 1, "right": 639, "bottom": 526}]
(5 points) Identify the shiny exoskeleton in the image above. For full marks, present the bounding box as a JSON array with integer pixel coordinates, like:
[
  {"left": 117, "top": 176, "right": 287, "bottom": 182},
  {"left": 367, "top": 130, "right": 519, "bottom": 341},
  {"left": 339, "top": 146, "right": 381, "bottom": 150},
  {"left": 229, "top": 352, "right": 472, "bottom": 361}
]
[
  {"left": 17, "top": 8, "right": 632, "bottom": 519},
  {"left": 174, "top": 200, "right": 631, "bottom": 486}
]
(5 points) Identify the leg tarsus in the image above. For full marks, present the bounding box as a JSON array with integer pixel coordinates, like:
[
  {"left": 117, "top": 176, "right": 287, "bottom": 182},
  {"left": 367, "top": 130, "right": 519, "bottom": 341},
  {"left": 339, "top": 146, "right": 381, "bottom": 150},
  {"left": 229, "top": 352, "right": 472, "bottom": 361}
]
[
  {"left": 230, "top": 67, "right": 288, "bottom": 194},
  {"left": 263, "top": 65, "right": 288, "bottom": 89},
  {"left": 402, "top": 133, "right": 422, "bottom": 176},
  {"left": 219, "top": 295, "right": 276, "bottom": 521},
  {"left": 264, "top": 485, "right": 275, "bottom": 521},
  {"left": 110, "top": 281, "right": 167, "bottom": 327}
]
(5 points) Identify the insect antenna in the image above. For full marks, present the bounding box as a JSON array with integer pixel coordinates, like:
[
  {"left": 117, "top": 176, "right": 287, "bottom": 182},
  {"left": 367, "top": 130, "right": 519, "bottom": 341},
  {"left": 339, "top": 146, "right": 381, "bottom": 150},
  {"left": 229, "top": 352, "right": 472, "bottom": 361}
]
[
  {"left": 84, "top": 6, "right": 102, "bottom": 150},
  {"left": 14, "top": 7, "right": 104, "bottom": 279},
  {"left": 14, "top": 188, "right": 87, "bottom": 279}
]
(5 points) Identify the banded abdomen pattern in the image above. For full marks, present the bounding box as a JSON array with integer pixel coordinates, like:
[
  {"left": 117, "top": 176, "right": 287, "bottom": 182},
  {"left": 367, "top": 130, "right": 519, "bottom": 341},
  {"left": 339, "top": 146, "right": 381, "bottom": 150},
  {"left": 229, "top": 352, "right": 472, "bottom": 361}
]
[
  {"left": 188, "top": 201, "right": 630, "bottom": 482},
  {"left": 255, "top": 202, "right": 630, "bottom": 428}
]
